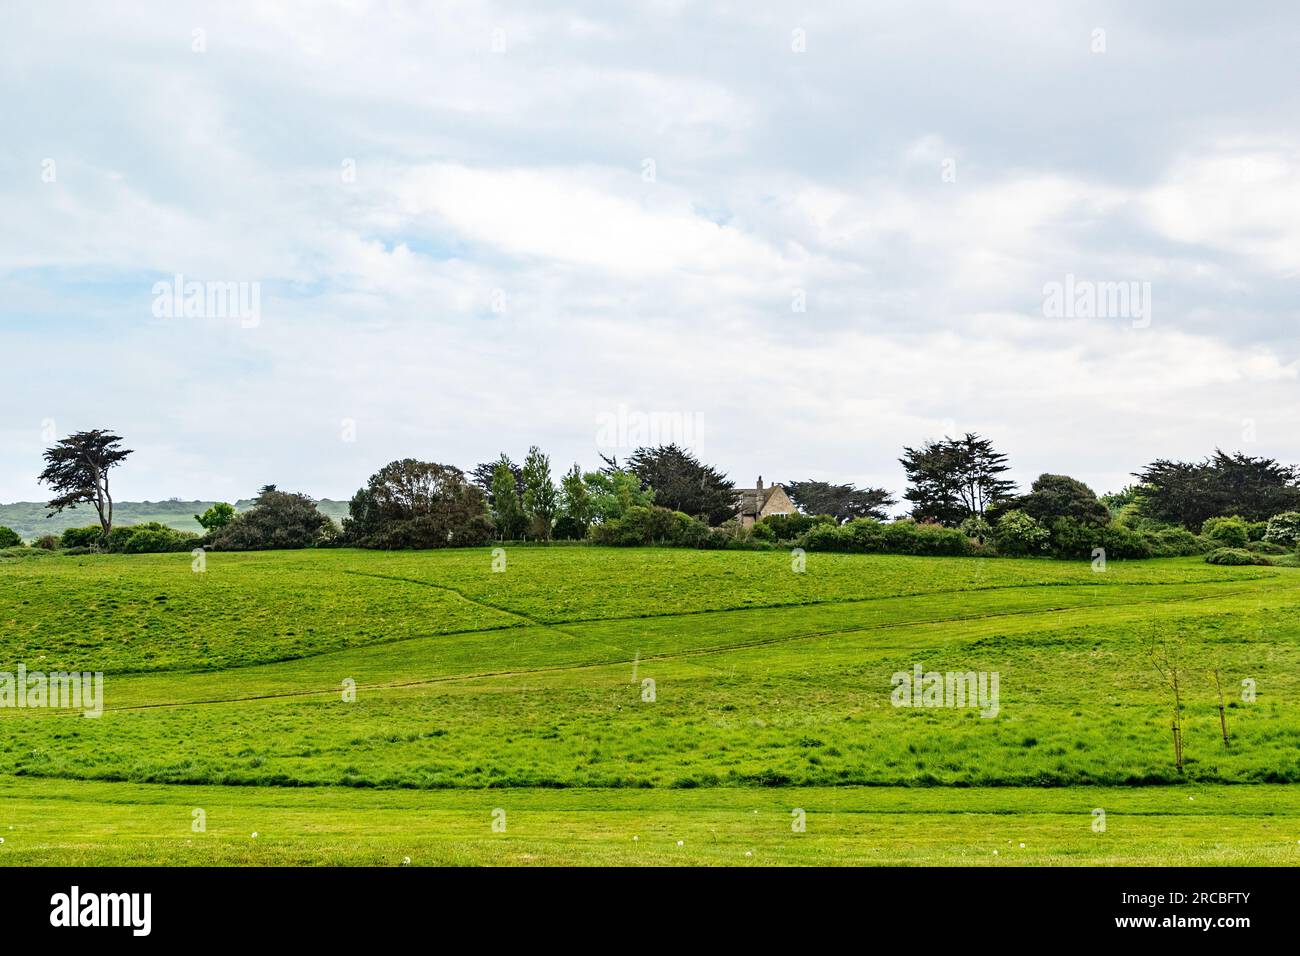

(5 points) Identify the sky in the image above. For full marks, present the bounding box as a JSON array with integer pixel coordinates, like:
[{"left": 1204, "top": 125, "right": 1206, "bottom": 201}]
[{"left": 2, "top": 1, "right": 1299, "bottom": 509}]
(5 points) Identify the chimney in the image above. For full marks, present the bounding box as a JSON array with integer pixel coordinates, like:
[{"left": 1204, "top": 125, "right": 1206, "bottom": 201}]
[{"left": 756, "top": 476, "right": 764, "bottom": 492}]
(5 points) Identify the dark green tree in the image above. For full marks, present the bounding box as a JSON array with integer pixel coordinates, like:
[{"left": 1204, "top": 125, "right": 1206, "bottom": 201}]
[
  {"left": 38, "top": 429, "right": 134, "bottom": 543},
  {"left": 899, "top": 433, "right": 1015, "bottom": 526},
  {"left": 1007, "top": 474, "right": 1110, "bottom": 527},
  {"left": 784, "top": 479, "right": 895, "bottom": 523},
  {"left": 626, "top": 444, "right": 735, "bottom": 525},
  {"left": 343, "top": 460, "right": 490, "bottom": 548},
  {"left": 209, "top": 485, "right": 332, "bottom": 551},
  {"left": 1134, "top": 450, "right": 1300, "bottom": 528}
]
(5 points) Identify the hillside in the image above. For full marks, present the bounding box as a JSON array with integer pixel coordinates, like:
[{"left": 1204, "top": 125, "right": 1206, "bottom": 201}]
[
  {"left": 0, "top": 498, "right": 351, "bottom": 540},
  {"left": 1, "top": 547, "right": 1298, "bottom": 865}
]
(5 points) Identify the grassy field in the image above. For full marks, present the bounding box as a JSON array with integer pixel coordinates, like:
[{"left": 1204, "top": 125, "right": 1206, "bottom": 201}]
[{"left": 2, "top": 546, "right": 1298, "bottom": 865}]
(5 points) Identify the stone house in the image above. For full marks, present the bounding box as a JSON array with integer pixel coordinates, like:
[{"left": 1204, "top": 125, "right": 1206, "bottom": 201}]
[{"left": 735, "top": 477, "right": 796, "bottom": 527}]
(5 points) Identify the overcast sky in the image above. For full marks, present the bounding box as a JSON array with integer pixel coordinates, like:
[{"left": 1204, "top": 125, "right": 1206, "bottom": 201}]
[{"left": 2, "top": 1, "right": 1298, "bottom": 507}]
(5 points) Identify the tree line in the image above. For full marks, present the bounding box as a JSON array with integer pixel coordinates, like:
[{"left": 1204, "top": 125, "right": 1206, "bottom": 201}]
[{"left": 12, "top": 428, "right": 1300, "bottom": 563}]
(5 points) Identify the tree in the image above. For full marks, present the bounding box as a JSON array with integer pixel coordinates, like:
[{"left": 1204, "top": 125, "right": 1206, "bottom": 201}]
[
  {"left": 584, "top": 465, "right": 654, "bottom": 524},
  {"left": 555, "top": 464, "right": 593, "bottom": 540},
  {"left": 208, "top": 485, "right": 332, "bottom": 551},
  {"left": 195, "top": 502, "right": 236, "bottom": 533},
  {"left": 343, "top": 460, "right": 491, "bottom": 549},
  {"left": 784, "top": 479, "right": 895, "bottom": 523},
  {"left": 490, "top": 456, "right": 527, "bottom": 540},
  {"left": 38, "top": 429, "right": 134, "bottom": 543},
  {"left": 521, "top": 446, "right": 559, "bottom": 540},
  {"left": 1134, "top": 450, "right": 1300, "bottom": 528},
  {"left": 470, "top": 458, "right": 524, "bottom": 508},
  {"left": 625, "top": 444, "right": 735, "bottom": 525},
  {"left": 899, "top": 433, "right": 1015, "bottom": 526},
  {"left": 1205, "top": 450, "right": 1300, "bottom": 521},
  {"left": 1010, "top": 474, "right": 1110, "bottom": 528}
]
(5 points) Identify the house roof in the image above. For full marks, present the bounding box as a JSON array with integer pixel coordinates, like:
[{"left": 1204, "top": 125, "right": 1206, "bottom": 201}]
[{"left": 735, "top": 484, "right": 783, "bottom": 516}]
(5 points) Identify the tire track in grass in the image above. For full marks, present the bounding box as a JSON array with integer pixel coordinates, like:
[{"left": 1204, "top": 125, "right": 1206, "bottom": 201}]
[{"left": 17, "top": 580, "right": 1281, "bottom": 715}]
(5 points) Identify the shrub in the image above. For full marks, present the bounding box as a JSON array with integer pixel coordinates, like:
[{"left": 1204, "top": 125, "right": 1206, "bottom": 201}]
[
  {"left": 1050, "top": 518, "right": 1152, "bottom": 560},
  {"left": 754, "top": 513, "right": 831, "bottom": 543},
  {"left": 590, "top": 506, "right": 710, "bottom": 547},
  {"left": 34, "top": 534, "right": 59, "bottom": 550},
  {"left": 798, "top": 518, "right": 969, "bottom": 557},
  {"left": 1205, "top": 547, "right": 1271, "bottom": 566},
  {"left": 120, "top": 523, "right": 198, "bottom": 554},
  {"left": 208, "top": 485, "right": 333, "bottom": 551},
  {"left": 797, "top": 522, "right": 852, "bottom": 552},
  {"left": 1246, "top": 520, "right": 1269, "bottom": 542},
  {"left": 1201, "top": 516, "right": 1250, "bottom": 549},
  {"left": 1246, "top": 539, "right": 1288, "bottom": 555},
  {"left": 1141, "top": 526, "right": 1206, "bottom": 557},
  {"left": 993, "top": 510, "right": 1050, "bottom": 556},
  {"left": 0, "top": 526, "right": 22, "bottom": 548},
  {"left": 61, "top": 526, "right": 104, "bottom": 549},
  {"left": 1263, "top": 512, "right": 1300, "bottom": 549}
]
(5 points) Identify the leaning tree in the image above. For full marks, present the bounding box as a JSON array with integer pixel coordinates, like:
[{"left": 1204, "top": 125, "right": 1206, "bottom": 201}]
[{"left": 38, "top": 429, "right": 133, "bottom": 542}]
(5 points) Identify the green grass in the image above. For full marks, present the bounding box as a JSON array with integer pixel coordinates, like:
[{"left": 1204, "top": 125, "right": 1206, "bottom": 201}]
[{"left": 2, "top": 547, "right": 1298, "bottom": 865}]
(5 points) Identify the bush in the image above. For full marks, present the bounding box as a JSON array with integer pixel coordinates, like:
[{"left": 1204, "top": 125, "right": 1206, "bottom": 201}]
[
  {"left": 1050, "top": 518, "right": 1152, "bottom": 560},
  {"left": 1141, "top": 526, "right": 1207, "bottom": 557},
  {"left": 120, "top": 523, "right": 199, "bottom": 554},
  {"left": 34, "top": 534, "right": 59, "bottom": 550},
  {"left": 1205, "top": 547, "right": 1272, "bottom": 566},
  {"left": 1264, "top": 512, "right": 1300, "bottom": 549},
  {"left": 754, "top": 513, "right": 832, "bottom": 543},
  {"left": 1201, "top": 516, "right": 1250, "bottom": 549},
  {"left": 797, "top": 518, "right": 970, "bottom": 557},
  {"left": 590, "top": 506, "right": 711, "bottom": 547},
  {"left": 0, "top": 526, "right": 22, "bottom": 548},
  {"left": 209, "top": 485, "right": 333, "bottom": 551},
  {"left": 61, "top": 526, "right": 104, "bottom": 549},
  {"left": 1246, "top": 539, "right": 1288, "bottom": 555},
  {"left": 993, "top": 510, "right": 1050, "bottom": 556}
]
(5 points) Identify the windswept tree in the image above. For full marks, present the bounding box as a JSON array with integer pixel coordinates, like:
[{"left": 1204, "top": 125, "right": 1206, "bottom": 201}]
[
  {"left": 626, "top": 444, "right": 735, "bottom": 525},
  {"left": 899, "top": 433, "right": 1015, "bottom": 526},
  {"left": 1134, "top": 450, "right": 1300, "bottom": 529},
  {"left": 521, "top": 445, "right": 559, "bottom": 540},
  {"left": 38, "top": 429, "right": 134, "bottom": 543},
  {"left": 490, "top": 455, "right": 527, "bottom": 540},
  {"left": 784, "top": 479, "right": 895, "bottom": 523}
]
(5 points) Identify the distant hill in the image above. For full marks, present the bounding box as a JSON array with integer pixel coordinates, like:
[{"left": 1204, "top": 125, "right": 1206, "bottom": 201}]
[{"left": 0, "top": 499, "right": 351, "bottom": 541}]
